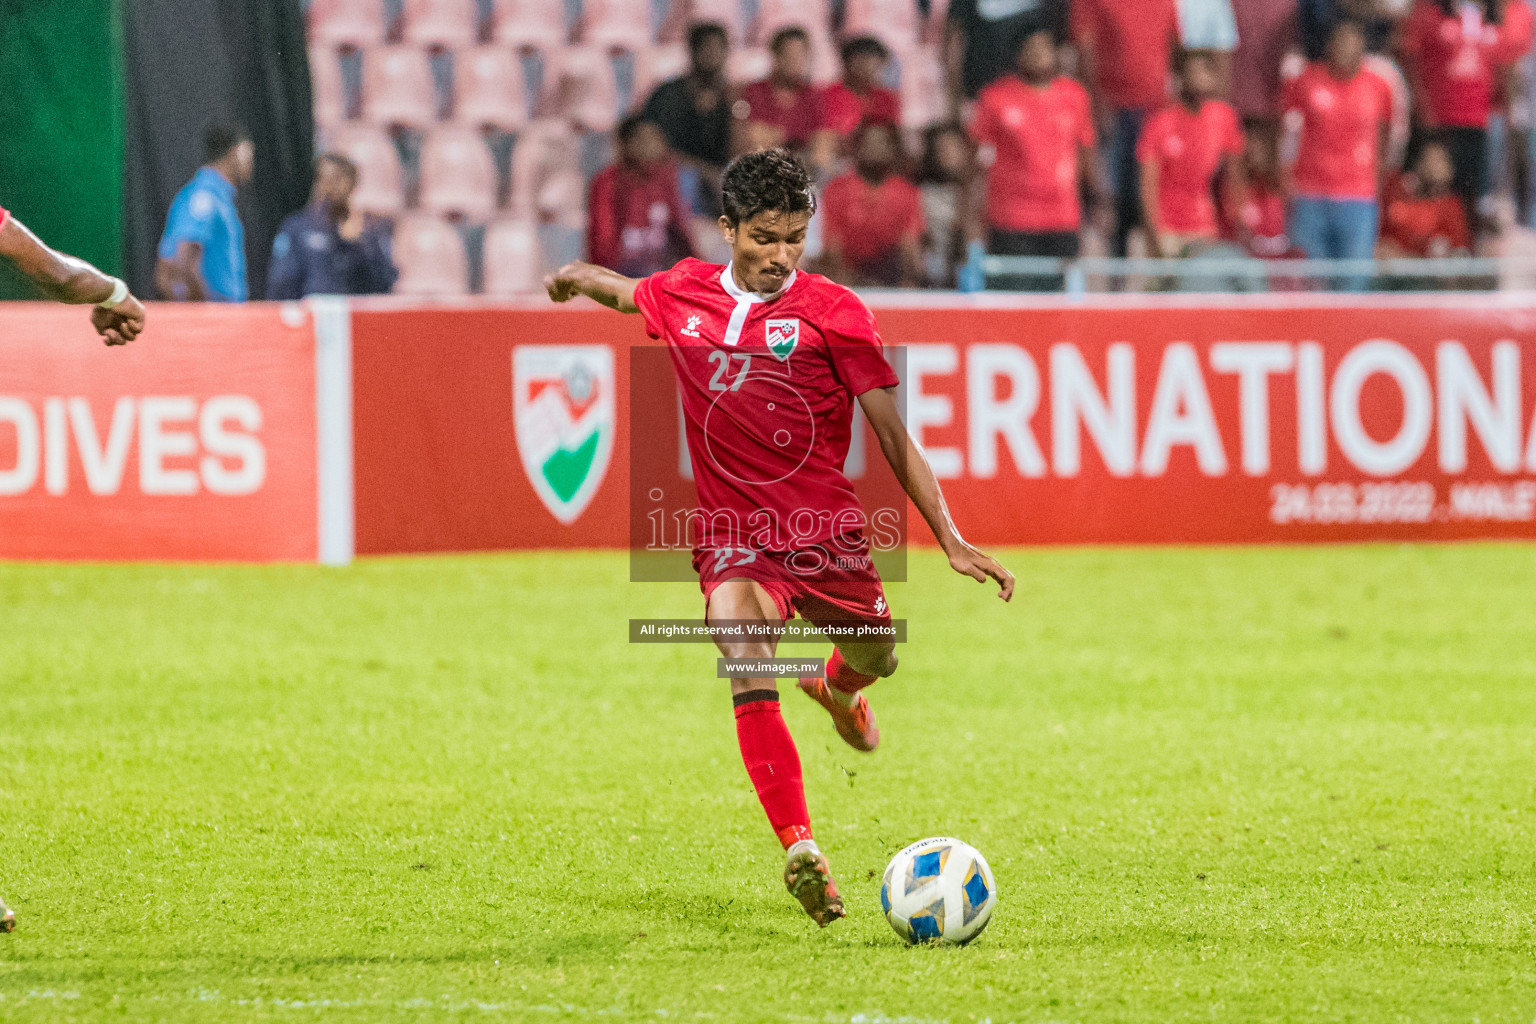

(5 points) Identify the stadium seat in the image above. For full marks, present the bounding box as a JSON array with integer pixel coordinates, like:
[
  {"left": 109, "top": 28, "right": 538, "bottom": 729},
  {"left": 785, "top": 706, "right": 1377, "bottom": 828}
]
[
  {"left": 325, "top": 123, "right": 406, "bottom": 216},
  {"left": 308, "top": 0, "right": 388, "bottom": 49},
  {"left": 509, "top": 119, "right": 582, "bottom": 217},
  {"left": 727, "top": 46, "right": 772, "bottom": 85},
  {"left": 392, "top": 216, "right": 472, "bottom": 295},
  {"left": 310, "top": 45, "right": 350, "bottom": 126},
  {"left": 657, "top": 0, "right": 744, "bottom": 44},
  {"left": 752, "top": 0, "right": 831, "bottom": 43},
  {"left": 577, "top": 0, "right": 654, "bottom": 50},
  {"left": 544, "top": 47, "right": 622, "bottom": 134},
  {"left": 481, "top": 217, "right": 546, "bottom": 294},
  {"left": 362, "top": 45, "right": 440, "bottom": 127},
  {"left": 638, "top": 43, "right": 689, "bottom": 93},
  {"left": 490, "top": 0, "right": 569, "bottom": 52},
  {"left": 401, "top": 0, "right": 481, "bottom": 48},
  {"left": 841, "top": 0, "right": 921, "bottom": 55},
  {"left": 454, "top": 45, "right": 530, "bottom": 130},
  {"left": 898, "top": 45, "right": 943, "bottom": 129},
  {"left": 417, "top": 126, "right": 499, "bottom": 220}
]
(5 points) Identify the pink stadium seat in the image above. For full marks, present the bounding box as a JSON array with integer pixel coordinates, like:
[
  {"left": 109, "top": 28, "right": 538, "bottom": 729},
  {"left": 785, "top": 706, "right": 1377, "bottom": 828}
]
[
  {"left": 417, "top": 126, "right": 499, "bottom": 220},
  {"left": 362, "top": 45, "right": 440, "bottom": 127},
  {"left": 638, "top": 43, "right": 690, "bottom": 92},
  {"left": 481, "top": 218, "right": 546, "bottom": 294},
  {"left": 510, "top": 119, "right": 582, "bottom": 217},
  {"left": 752, "top": 0, "right": 831, "bottom": 43},
  {"left": 841, "top": 0, "right": 921, "bottom": 55},
  {"left": 308, "top": 0, "right": 387, "bottom": 48},
  {"left": 401, "top": 0, "right": 480, "bottom": 48},
  {"left": 325, "top": 123, "right": 405, "bottom": 216},
  {"left": 727, "top": 46, "right": 771, "bottom": 85},
  {"left": 544, "top": 46, "right": 621, "bottom": 133},
  {"left": 392, "top": 216, "right": 471, "bottom": 295},
  {"left": 658, "top": 0, "right": 744, "bottom": 44},
  {"left": 491, "top": 0, "right": 569, "bottom": 51},
  {"left": 578, "top": 0, "right": 654, "bottom": 49},
  {"left": 454, "top": 45, "right": 529, "bottom": 130},
  {"left": 898, "top": 44, "right": 943, "bottom": 129},
  {"left": 310, "top": 45, "right": 350, "bottom": 126}
]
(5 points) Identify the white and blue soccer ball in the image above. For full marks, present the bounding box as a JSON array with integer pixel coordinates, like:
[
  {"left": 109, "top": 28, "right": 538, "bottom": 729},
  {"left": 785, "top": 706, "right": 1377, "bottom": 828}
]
[{"left": 880, "top": 837, "right": 997, "bottom": 945}]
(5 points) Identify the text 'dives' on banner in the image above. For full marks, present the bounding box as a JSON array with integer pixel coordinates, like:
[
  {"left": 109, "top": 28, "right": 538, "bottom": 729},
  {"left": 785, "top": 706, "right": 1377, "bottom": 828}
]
[{"left": 0, "top": 303, "right": 320, "bottom": 560}]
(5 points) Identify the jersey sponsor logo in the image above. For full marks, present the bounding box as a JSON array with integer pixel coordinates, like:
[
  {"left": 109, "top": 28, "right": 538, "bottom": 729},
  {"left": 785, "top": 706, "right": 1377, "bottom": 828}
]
[
  {"left": 874, "top": 594, "right": 887, "bottom": 615},
  {"left": 766, "top": 318, "right": 800, "bottom": 361},
  {"left": 513, "top": 345, "right": 614, "bottom": 524},
  {"left": 680, "top": 315, "right": 703, "bottom": 338}
]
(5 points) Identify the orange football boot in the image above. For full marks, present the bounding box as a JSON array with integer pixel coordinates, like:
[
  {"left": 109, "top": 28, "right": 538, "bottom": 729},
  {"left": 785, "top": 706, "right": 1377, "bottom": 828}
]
[{"left": 797, "top": 676, "right": 880, "bottom": 752}]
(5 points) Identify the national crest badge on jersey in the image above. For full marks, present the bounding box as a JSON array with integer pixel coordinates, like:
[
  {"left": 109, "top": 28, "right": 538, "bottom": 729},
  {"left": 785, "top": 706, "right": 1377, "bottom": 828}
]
[
  {"left": 513, "top": 345, "right": 615, "bottom": 524},
  {"left": 765, "top": 318, "right": 800, "bottom": 361}
]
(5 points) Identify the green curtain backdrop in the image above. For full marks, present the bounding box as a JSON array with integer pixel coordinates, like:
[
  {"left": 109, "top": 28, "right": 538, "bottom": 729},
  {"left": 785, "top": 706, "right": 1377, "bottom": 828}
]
[{"left": 0, "top": 0, "right": 124, "bottom": 300}]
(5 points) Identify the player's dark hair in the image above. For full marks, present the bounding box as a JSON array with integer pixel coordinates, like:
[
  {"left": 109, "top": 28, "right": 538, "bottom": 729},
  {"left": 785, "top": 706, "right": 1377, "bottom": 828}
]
[
  {"left": 720, "top": 147, "right": 817, "bottom": 226},
  {"left": 687, "top": 20, "right": 728, "bottom": 53},
  {"left": 840, "top": 35, "right": 888, "bottom": 64},
  {"left": 769, "top": 25, "right": 810, "bottom": 54},
  {"left": 616, "top": 113, "right": 655, "bottom": 146},
  {"left": 316, "top": 151, "right": 358, "bottom": 180},
  {"left": 204, "top": 122, "right": 251, "bottom": 164}
]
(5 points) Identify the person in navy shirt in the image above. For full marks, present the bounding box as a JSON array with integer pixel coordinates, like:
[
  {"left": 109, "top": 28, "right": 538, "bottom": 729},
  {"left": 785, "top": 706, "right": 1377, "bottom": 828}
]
[
  {"left": 267, "top": 153, "right": 397, "bottom": 299},
  {"left": 156, "top": 123, "right": 254, "bottom": 302}
]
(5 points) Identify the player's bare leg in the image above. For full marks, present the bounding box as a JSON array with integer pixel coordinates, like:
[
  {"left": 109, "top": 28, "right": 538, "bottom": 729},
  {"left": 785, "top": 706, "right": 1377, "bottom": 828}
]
[
  {"left": 0, "top": 894, "right": 14, "bottom": 932},
  {"left": 709, "top": 580, "right": 844, "bottom": 927},
  {"left": 799, "top": 639, "right": 896, "bottom": 752}
]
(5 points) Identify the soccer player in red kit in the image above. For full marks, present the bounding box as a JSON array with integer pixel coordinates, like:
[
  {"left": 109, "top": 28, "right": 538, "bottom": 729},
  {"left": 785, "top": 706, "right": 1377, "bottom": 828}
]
[{"left": 545, "top": 149, "right": 1014, "bottom": 928}]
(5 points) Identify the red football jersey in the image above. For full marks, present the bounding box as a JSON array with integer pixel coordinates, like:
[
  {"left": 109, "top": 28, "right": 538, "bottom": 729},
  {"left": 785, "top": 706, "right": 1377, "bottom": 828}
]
[
  {"left": 633, "top": 258, "right": 900, "bottom": 552},
  {"left": 1137, "top": 100, "right": 1245, "bottom": 237},
  {"left": 1402, "top": 0, "right": 1517, "bottom": 127},
  {"left": 1283, "top": 64, "right": 1393, "bottom": 200},
  {"left": 0, "top": 205, "right": 8, "bottom": 232},
  {"left": 971, "top": 75, "right": 1094, "bottom": 232}
]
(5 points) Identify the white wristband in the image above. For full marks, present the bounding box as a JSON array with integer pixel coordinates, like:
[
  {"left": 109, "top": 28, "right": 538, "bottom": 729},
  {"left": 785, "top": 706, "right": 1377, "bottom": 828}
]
[{"left": 97, "top": 278, "right": 129, "bottom": 309}]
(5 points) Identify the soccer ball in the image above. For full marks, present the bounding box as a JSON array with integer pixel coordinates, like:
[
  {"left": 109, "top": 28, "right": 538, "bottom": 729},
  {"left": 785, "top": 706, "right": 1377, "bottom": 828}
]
[{"left": 880, "top": 837, "right": 996, "bottom": 945}]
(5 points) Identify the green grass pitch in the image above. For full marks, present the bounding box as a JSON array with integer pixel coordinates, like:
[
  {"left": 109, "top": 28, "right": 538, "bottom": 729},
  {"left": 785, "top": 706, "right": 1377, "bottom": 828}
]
[{"left": 1, "top": 544, "right": 1535, "bottom": 1022}]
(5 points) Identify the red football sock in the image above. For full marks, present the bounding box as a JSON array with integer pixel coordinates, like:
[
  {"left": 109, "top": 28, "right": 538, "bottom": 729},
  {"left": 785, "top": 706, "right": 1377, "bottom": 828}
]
[
  {"left": 733, "top": 690, "right": 812, "bottom": 849},
  {"left": 827, "top": 649, "right": 878, "bottom": 695}
]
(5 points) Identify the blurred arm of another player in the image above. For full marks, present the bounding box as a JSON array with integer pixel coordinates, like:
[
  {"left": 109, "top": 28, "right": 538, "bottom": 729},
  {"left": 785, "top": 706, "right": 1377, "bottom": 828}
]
[
  {"left": 0, "top": 211, "right": 146, "bottom": 345},
  {"left": 543, "top": 261, "right": 640, "bottom": 314},
  {"left": 858, "top": 385, "right": 1015, "bottom": 602}
]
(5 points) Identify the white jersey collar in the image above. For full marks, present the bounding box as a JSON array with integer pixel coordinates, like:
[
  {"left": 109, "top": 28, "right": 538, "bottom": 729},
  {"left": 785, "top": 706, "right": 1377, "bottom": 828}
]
[{"left": 720, "top": 262, "right": 797, "bottom": 304}]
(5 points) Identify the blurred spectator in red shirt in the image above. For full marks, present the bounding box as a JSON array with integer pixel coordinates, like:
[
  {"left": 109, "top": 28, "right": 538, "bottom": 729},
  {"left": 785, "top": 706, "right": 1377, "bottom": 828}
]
[
  {"left": 820, "top": 122, "right": 925, "bottom": 287},
  {"left": 1231, "top": 0, "right": 1301, "bottom": 122},
  {"left": 1071, "top": 0, "right": 1181, "bottom": 256},
  {"left": 736, "top": 27, "right": 836, "bottom": 170},
  {"left": 1401, "top": 0, "right": 1531, "bottom": 221},
  {"left": 917, "top": 122, "right": 974, "bottom": 287},
  {"left": 1282, "top": 19, "right": 1394, "bottom": 283},
  {"left": 1138, "top": 52, "right": 1248, "bottom": 257},
  {"left": 823, "top": 36, "right": 900, "bottom": 143},
  {"left": 587, "top": 115, "right": 696, "bottom": 277},
  {"left": 970, "top": 26, "right": 1100, "bottom": 287},
  {"left": 1379, "top": 138, "right": 1473, "bottom": 255},
  {"left": 1222, "top": 118, "right": 1296, "bottom": 257}
]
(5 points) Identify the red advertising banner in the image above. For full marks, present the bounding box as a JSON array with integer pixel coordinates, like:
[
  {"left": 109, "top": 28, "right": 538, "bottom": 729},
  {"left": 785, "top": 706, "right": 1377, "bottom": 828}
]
[
  {"left": 0, "top": 303, "right": 320, "bottom": 560},
  {"left": 352, "top": 298, "right": 1536, "bottom": 551}
]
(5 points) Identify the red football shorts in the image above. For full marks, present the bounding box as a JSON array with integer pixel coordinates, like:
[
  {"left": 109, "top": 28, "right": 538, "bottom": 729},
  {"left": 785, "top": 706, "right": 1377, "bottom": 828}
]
[{"left": 694, "top": 532, "right": 892, "bottom": 634}]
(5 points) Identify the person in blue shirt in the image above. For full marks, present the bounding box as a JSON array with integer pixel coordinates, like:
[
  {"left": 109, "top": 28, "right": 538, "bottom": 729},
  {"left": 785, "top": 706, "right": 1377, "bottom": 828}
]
[
  {"left": 156, "top": 123, "right": 254, "bottom": 302},
  {"left": 267, "top": 153, "right": 397, "bottom": 299}
]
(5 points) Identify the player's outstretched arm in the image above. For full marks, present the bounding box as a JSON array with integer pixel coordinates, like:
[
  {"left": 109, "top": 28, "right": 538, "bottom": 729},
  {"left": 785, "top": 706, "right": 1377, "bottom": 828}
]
[
  {"left": 859, "top": 386, "right": 1015, "bottom": 602},
  {"left": 544, "top": 261, "right": 640, "bottom": 314},
  {"left": 0, "top": 213, "right": 146, "bottom": 345}
]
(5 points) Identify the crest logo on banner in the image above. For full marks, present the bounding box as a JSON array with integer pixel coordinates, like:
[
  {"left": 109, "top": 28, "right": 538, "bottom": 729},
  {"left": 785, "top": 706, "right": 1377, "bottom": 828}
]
[
  {"left": 513, "top": 345, "right": 614, "bottom": 524},
  {"left": 766, "top": 318, "right": 800, "bottom": 361}
]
